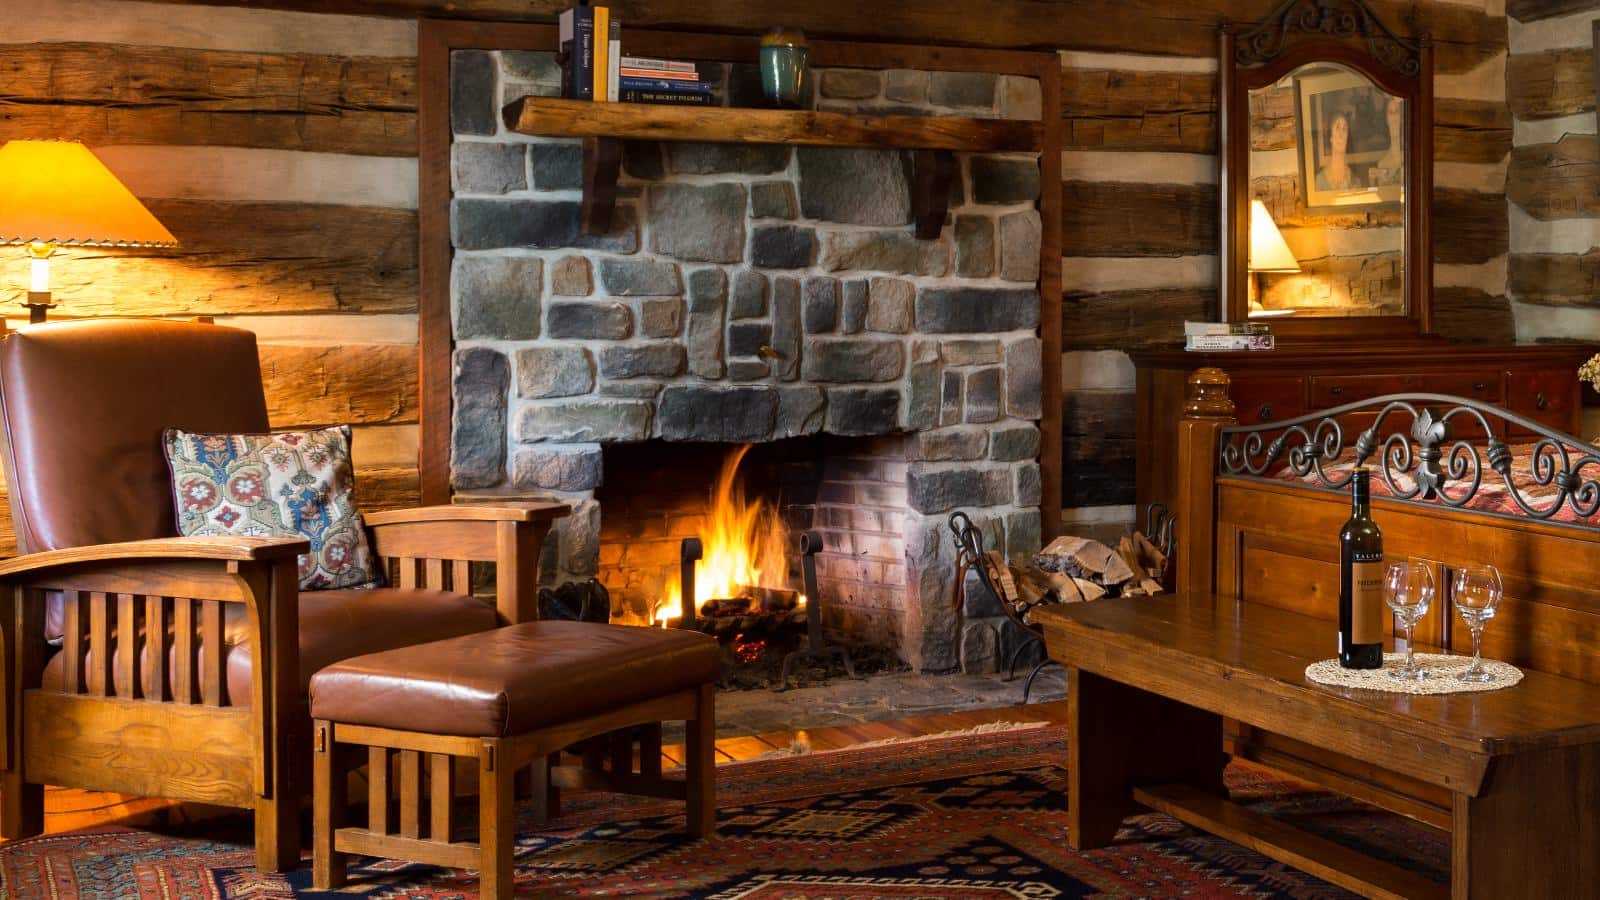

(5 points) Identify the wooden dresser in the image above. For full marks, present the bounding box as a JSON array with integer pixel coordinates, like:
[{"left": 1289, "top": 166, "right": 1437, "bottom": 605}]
[{"left": 1130, "top": 342, "right": 1594, "bottom": 515}]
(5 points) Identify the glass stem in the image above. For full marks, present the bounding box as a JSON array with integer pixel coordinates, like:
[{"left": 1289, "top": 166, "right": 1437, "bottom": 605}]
[
  {"left": 1470, "top": 622, "right": 1484, "bottom": 672},
  {"left": 1403, "top": 620, "right": 1415, "bottom": 671}
]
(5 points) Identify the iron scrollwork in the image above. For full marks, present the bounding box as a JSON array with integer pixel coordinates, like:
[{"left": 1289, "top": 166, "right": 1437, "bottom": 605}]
[
  {"left": 1218, "top": 393, "right": 1600, "bottom": 521},
  {"left": 1233, "top": 0, "right": 1423, "bottom": 78}
]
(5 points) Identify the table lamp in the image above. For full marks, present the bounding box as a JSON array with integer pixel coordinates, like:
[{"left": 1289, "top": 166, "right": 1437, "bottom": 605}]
[
  {"left": 0, "top": 140, "right": 177, "bottom": 325},
  {"left": 1247, "top": 198, "right": 1299, "bottom": 311}
]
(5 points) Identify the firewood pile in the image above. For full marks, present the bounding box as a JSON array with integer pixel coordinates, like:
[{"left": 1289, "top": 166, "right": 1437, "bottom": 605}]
[{"left": 986, "top": 533, "right": 1168, "bottom": 624}]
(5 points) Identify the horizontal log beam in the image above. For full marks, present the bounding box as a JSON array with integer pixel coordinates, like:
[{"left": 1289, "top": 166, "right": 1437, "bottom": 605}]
[
  {"left": 1509, "top": 251, "right": 1600, "bottom": 306},
  {"left": 355, "top": 465, "right": 422, "bottom": 512},
  {"left": 0, "top": 42, "right": 416, "bottom": 157},
  {"left": 1435, "top": 188, "right": 1511, "bottom": 265},
  {"left": 1060, "top": 68, "right": 1216, "bottom": 153},
  {"left": 1506, "top": 0, "right": 1600, "bottom": 23},
  {"left": 1432, "top": 287, "right": 1517, "bottom": 342},
  {"left": 0, "top": 200, "right": 417, "bottom": 316},
  {"left": 1063, "top": 389, "right": 1136, "bottom": 508},
  {"left": 1509, "top": 135, "right": 1600, "bottom": 220},
  {"left": 1061, "top": 181, "right": 1216, "bottom": 258},
  {"left": 1508, "top": 46, "right": 1597, "bottom": 121},
  {"left": 1062, "top": 286, "right": 1214, "bottom": 350},
  {"left": 1435, "top": 97, "right": 1513, "bottom": 165},
  {"left": 260, "top": 343, "right": 419, "bottom": 428},
  {"left": 130, "top": 0, "right": 1505, "bottom": 74}
]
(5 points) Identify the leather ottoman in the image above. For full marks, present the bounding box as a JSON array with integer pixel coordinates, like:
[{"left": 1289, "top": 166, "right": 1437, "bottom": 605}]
[{"left": 308, "top": 621, "right": 720, "bottom": 898}]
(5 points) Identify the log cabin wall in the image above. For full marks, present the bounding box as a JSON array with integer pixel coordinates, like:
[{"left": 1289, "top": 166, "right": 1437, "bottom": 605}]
[
  {"left": 1505, "top": 2, "right": 1600, "bottom": 347},
  {"left": 0, "top": 0, "right": 1514, "bottom": 553}
]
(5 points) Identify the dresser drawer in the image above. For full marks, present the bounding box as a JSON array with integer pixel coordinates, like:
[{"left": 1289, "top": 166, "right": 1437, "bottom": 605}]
[
  {"left": 1417, "top": 372, "right": 1502, "bottom": 403},
  {"left": 1308, "top": 375, "right": 1416, "bottom": 408},
  {"left": 1505, "top": 369, "right": 1577, "bottom": 436},
  {"left": 1231, "top": 378, "right": 1306, "bottom": 425}
]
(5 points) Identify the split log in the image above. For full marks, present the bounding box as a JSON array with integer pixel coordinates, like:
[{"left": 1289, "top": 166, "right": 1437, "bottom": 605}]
[
  {"left": 1434, "top": 189, "right": 1511, "bottom": 266},
  {"left": 1061, "top": 389, "right": 1137, "bottom": 509},
  {"left": 1061, "top": 181, "right": 1216, "bottom": 258},
  {"left": 1509, "top": 251, "right": 1600, "bottom": 307},
  {"left": 1506, "top": 0, "right": 1598, "bottom": 25},
  {"left": 0, "top": 42, "right": 417, "bottom": 157},
  {"left": 1434, "top": 287, "right": 1516, "bottom": 342},
  {"left": 1509, "top": 46, "right": 1597, "bottom": 122},
  {"left": 1060, "top": 68, "right": 1215, "bottom": 154},
  {"left": 1435, "top": 98, "right": 1514, "bottom": 165},
  {"left": 355, "top": 465, "right": 422, "bottom": 512},
  {"left": 259, "top": 343, "right": 419, "bottom": 427},
  {"left": 1508, "top": 136, "right": 1600, "bottom": 221},
  {"left": 1061, "top": 288, "right": 1215, "bottom": 353}
]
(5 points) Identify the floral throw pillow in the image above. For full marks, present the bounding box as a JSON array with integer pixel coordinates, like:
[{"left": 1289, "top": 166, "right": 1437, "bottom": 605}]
[{"left": 163, "top": 426, "right": 383, "bottom": 591}]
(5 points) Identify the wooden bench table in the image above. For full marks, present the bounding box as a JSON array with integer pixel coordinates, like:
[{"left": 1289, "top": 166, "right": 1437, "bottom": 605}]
[{"left": 1036, "top": 593, "right": 1600, "bottom": 900}]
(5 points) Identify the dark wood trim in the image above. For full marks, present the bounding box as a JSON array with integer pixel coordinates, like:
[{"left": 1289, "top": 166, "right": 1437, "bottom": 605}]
[{"left": 417, "top": 20, "right": 1062, "bottom": 539}]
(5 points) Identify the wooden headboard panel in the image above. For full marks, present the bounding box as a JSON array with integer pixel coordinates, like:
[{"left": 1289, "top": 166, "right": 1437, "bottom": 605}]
[{"left": 1175, "top": 367, "right": 1600, "bottom": 684}]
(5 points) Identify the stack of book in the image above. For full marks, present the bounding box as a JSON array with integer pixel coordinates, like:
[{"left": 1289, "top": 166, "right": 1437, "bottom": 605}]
[
  {"left": 1183, "top": 321, "right": 1275, "bottom": 351},
  {"left": 618, "top": 56, "right": 714, "bottom": 105},
  {"left": 559, "top": 4, "right": 620, "bottom": 101}
]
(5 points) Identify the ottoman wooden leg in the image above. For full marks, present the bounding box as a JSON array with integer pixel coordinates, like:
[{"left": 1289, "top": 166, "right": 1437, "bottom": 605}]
[
  {"left": 312, "top": 721, "right": 348, "bottom": 889},
  {"left": 685, "top": 683, "right": 716, "bottom": 839},
  {"left": 478, "top": 739, "right": 516, "bottom": 900}
]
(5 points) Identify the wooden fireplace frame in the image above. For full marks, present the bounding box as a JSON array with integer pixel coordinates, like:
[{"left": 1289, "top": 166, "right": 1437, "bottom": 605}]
[{"left": 416, "top": 19, "right": 1064, "bottom": 538}]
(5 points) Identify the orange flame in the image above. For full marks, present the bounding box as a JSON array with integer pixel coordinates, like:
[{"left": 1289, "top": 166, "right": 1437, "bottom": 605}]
[{"left": 657, "top": 445, "right": 788, "bottom": 621}]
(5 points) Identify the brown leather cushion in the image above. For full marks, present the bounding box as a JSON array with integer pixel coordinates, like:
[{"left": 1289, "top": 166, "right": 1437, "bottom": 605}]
[
  {"left": 309, "top": 622, "right": 720, "bottom": 737},
  {"left": 43, "top": 589, "right": 500, "bottom": 705}
]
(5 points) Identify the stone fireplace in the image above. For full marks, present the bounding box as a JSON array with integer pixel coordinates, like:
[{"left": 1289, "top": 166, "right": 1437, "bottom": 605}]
[{"left": 447, "top": 49, "right": 1045, "bottom": 671}]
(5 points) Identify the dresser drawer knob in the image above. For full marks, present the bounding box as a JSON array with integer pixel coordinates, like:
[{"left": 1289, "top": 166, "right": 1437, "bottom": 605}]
[
  {"left": 1536, "top": 392, "right": 1549, "bottom": 411},
  {"left": 1257, "top": 403, "right": 1272, "bottom": 420},
  {"left": 1329, "top": 386, "right": 1342, "bottom": 396},
  {"left": 1473, "top": 382, "right": 1486, "bottom": 391}
]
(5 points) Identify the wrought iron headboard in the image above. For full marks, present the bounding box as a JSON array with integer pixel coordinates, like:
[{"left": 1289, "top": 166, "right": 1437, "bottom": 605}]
[{"left": 1217, "top": 393, "right": 1600, "bottom": 521}]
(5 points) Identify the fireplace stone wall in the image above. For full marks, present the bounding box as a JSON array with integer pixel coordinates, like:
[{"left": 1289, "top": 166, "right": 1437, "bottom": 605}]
[{"left": 447, "top": 49, "right": 1044, "bottom": 671}]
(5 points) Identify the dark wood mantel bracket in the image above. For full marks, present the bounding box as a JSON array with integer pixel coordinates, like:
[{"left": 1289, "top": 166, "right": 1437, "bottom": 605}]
[
  {"left": 910, "top": 149, "right": 955, "bottom": 240},
  {"left": 581, "top": 137, "right": 624, "bottom": 236}
]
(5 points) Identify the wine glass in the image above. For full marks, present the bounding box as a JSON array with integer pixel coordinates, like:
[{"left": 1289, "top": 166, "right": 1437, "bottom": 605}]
[
  {"left": 1384, "top": 561, "right": 1435, "bottom": 680},
  {"left": 1453, "top": 565, "right": 1503, "bottom": 682}
]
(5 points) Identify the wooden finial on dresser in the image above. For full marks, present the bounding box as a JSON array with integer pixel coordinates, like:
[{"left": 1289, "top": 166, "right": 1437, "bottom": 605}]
[
  {"left": 1183, "top": 367, "right": 1236, "bottom": 419},
  {"left": 1174, "top": 368, "right": 1239, "bottom": 598}
]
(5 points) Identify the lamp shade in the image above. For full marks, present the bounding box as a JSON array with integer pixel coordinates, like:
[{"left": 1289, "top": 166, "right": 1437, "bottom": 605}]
[
  {"left": 1248, "top": 199, "right": 1299, "bottom": 273},
  {"left": 0, "top": 140, "right": 177, "bottom": 247}
]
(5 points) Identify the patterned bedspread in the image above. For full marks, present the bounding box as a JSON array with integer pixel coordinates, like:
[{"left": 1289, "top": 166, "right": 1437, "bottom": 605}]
[{"left": 1270, "top": 441, "right": 1599, "bottom": 525}]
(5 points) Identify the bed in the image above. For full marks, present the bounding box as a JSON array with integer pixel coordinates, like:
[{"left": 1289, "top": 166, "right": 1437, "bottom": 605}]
[{"left": 1170, "top": 365, "right": 1600, "bottom": 829}]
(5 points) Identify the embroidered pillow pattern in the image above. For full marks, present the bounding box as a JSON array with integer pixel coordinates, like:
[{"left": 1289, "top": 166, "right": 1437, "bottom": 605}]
[{"left": 164, "top": 426, "right": 383, "bottom": 591}]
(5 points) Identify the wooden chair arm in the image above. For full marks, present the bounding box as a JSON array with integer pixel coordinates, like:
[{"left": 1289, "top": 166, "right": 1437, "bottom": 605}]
[
  {"left": 363, "top": 503, "right": 569, "bottom": 527},
  {"left": 0, "top": 536, "right": 308, "bottom": 580}
]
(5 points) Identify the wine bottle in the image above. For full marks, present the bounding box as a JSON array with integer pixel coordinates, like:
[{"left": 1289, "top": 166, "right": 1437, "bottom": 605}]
[{"left": 1339, "top": 466, "right": 1384, "bottom": 669}]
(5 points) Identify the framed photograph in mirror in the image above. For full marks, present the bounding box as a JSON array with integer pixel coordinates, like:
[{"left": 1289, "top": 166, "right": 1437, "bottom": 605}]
[{"left": 1294, "top": 68, "right": 1406, "bottom": 212}]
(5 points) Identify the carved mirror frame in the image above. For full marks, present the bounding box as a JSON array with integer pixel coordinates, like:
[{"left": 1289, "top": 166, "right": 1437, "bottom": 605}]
[{"left": 1218, "top": 0, "right": 1433, "bottom": 338}]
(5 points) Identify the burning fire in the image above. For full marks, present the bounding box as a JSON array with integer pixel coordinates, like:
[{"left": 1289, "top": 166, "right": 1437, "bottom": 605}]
[{"left": 655, "top": 444, "right": 789, "bottom": 623}]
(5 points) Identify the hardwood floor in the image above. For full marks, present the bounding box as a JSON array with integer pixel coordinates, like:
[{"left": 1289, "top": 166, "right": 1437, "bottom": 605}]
[{"left": 36, "top": 700, "right": 1071, "bottom": 837}]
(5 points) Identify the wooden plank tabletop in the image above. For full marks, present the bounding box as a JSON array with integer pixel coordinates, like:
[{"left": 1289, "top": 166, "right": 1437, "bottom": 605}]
[{"left": 1036, "top": 594, "right": 1600, "bottom": 757}]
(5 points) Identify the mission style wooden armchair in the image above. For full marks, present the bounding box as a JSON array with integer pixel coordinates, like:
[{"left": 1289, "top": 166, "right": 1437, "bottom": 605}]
[{"left": 0, "top": 320, "right": 566, "bottom": 871}]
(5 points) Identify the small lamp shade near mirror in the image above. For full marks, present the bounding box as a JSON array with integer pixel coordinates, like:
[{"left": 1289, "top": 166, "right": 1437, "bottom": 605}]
[
  {"left": 1248, "top": 199, "right": 1300, "bottom": 274},
  {"left": 0, "top": 139, "right": 177, "bottom": 324}
]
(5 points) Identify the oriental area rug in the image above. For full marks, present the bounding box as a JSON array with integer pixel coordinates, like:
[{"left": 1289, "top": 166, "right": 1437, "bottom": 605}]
[{"left": 0, "top": 724, "right": 1446, "bottom": 898}]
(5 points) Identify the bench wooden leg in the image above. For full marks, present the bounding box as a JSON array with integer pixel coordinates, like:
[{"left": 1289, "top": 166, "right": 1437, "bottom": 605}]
[
  {"left": 1453, "top": 743, "right": 1600, "bottom": 899},
  {"left": 479, "top": 740, "right": 516, "bottom": 900},
  {"left": 313, "top": 721, "right": 348, "bottom": 889},
  {"left": 1067, "top": 667, "right": 1224, "bottom": 850},
  {"left": 530, "top": 752, "right": 561, "bottom": 825},
  {"left": 0, "top": 769, "right": 43, "bottom": 841},
  {"left": 685, "top": 684, "right": 716, "bottom": 839}
]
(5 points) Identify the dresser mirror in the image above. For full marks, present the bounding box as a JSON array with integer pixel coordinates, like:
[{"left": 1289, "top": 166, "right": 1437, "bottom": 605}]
[{"left": 1219, "top": 0, "right": 1433, "bottom": 337}]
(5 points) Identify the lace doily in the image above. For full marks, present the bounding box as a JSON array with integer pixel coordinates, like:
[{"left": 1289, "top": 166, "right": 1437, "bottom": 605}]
[{"left": 1304, "top": 653, "right": 1523, "bottom": 694}]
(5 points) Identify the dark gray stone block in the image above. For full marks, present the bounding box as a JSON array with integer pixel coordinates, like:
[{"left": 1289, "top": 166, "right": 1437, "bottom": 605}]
[
  {"left": 646, "top": 183, "right": 746, "bottom": 264},
  {"left": 658, "top": 385, "right": 777, "bottom": 441},
  {"left": 955, "top": 214, "right": 995, "bottom": 278},
  {"left": 915, "top": 287, "right": 1039, "bottom": 333},
  {"left": 750, "top": 181, "right": 797, "bottom": 219},
  {"left": 452, "top": 255, "right": 540, "bottom": 340},
  {"left": 866, "top": 277, "right": 913, "bottom": 334},
  {"left": 727, "top": 321, "right": 771, "bottom": 358},
  {"left": 819, "top": 68, "right": 882, "bottom": 99},
  {"left": 960, "top": 620, "right": 1001, "bottom": 675},
  {"left": 450, "top": 50, "right": 496, "bottom": 136},
  {"left": 1005, "top": 336, "right": 1044, "bottom": 419},
  {"left": 502, "top": 50, "right": 561, "bottom": 83},
  {"left": 970, "top": 156, "right": 1040, "bottom": 204},
  {"left": 515, "top": 345, "right": 593, "bottom": 399},
  {"left": 797, "top": 148, "right": 912, "bottom": 226},
  {"left": 640, "top": 298, "right": 684, "bottom": 338},
  {"left": 940, "top": 338, "right": 1002, "bottom": 365},
  {"left": 929, "top": 71, "right": 997, "bottom": 109},
  {"left": 771, "top": 277, "right": 802, "bottom": 380},
  {"left": 598, "top": 257, "right": 682, "bottom": 296},
  {"left": 452, "top": 199, "right": 637, "bottom": 252},
  {"left": 962, "top": 568, "right": 1005, "bottom": 618},
  {"left": 599, "top": 343, "right": 686, "bottom": 379},
  {"left": 550, "top": 256, "right": 592, "bottom": 296},
  {"left": 727, "top": 359, "right": 771, "bottom": 380},
  {"left": 940, "top": 369, "right": 963, "bottom": 426},
  {"left": 777, "top": 386, "right": 825, "bottom": 438},
  {"left": 666, "top": 143, "right": 790, "bottom": 175},
  {"left": 999, "top": 209, "right": 1042, "bottom": 282},
  {"left": 686, "top": 268, "right": 727, "bottom": 379},
  {"left": 452, "top": 142, "right": 526, "bottom": 194},
  {"left": 825, "top": 387, "right": 901, "bottom": 435},
  {"left": 966, "top": 367, "right": 1003, "bottom": 423},
  {"left": 907, "top": 465, "right": 1011, "bottom": 514},
  {"left": 819, "top": 231, "right": 949, "bottom": 276},
  {"left": 915, "top": 428, "right": 989, "bottom": 462},
  {"left": 546, "top": 301, "right": 632, "bottom": 340},
  {"left": 599, "top": 381, "right": 662, "bottom": 399},
  {"left": 1014, "top": 464, "right": 1043, "bottom": 509},
  {"left": 802, "top": 277, "right": 838, "bottom": 334},
  {"left": 840, "top": 279, "right": 868, "bottom": 334},
  {"left": 884, "top": 69, "right": 927, "bottom": 104},
  {"left": 451, "top": 347, "right": 508, "bottom": 489},
  {"left": 751, "top": 226, "right": 817, "bottom": 269},
  {"left": 511, "top": 447, "right": 602, "bottom": 492},
  {"left": 517, "top": 400, "right": 652, "bottom": 442},
  {"left": 528, "top": 141, "right": 582, "bottom": 190},
  {"left": 731, "top": 270, "right": 768, "bottom": 319},
  {"left": 989, "top": 424, "right": 1041, "bottom": 461},
  {"left": 802, "top": 338, "right": 904, "bottom": 382},
  {"left": 906, "top": 340, "right": 941, "bottom": 430}
]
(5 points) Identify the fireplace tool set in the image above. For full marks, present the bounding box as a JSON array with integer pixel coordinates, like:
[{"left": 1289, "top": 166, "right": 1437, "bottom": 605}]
[{"left": 677, "top": 529, "right": 858, "bottom": 690}]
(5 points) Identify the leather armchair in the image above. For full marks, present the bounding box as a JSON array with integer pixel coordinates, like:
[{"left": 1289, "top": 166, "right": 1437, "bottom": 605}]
[{"left": 0, "top": 320, "right": 566, "bottom": 871}]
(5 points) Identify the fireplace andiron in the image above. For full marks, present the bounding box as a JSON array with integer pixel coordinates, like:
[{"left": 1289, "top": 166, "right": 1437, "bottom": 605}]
[{"left": 778, "top": 530, "right": 859, "bottom": 691}]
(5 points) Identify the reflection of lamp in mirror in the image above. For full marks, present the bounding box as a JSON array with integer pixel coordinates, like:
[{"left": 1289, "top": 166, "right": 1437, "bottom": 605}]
[{"left": 1247, "top": 199, "right": 1299, "bottom": 313}]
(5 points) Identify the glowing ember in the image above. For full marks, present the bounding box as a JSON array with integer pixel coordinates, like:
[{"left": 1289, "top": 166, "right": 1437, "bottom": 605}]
[
  {"left": 733, "top": 636, "right": 767, "bottom": 664},
  {"left": 656, "top": 444, "right": 789, "bottom": 621}
]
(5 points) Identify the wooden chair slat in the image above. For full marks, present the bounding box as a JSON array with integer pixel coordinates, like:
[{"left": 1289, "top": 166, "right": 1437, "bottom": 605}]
[
  {"left": 423, "top": 559, "right": 444, "bottom": 592},
  {"left": 398, "top": 750, "right": 421, "bottom": 839},
  {"left": 88, "top": 593, "right": 111, "bottom": 697},
  {"left": 397, "top": 558, "right": 418, "bottom": 590},
  {"left": 62, "top": 591, "right": 86, "bottom": 695},
  {"left": 145, "top": 596, "right": 169, "bottom": 702},
  {"left": 451, "top": 560, "right": 471, "bottom": 595},
  {"left": 116, "top": 594, "right": 139, "bottom": 699},
  {"left": 368, "top": 746, "right": 391, "bottom": 835},
  {"left": 174, "top": 598, "right": 197, "bottom": 704},
  {"left": 429, "top": 753, "right": 454, "bottom": 842},
  {"left": 201, "top": 599, "right": 224, "bottom": 706}
]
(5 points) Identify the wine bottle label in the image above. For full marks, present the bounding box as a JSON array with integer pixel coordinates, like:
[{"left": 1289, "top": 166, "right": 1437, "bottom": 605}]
[{"left": 1351, "top": 559, "right": 1384, "bottom": 644}]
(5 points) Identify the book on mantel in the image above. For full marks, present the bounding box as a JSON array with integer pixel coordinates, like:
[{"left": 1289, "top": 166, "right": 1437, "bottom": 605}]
[
  {"left": 1183, "top": 321, "right": 1274, "bottom": 351},
  {"left": 616, "top": 55, "right": 715, "bottom": 105}
]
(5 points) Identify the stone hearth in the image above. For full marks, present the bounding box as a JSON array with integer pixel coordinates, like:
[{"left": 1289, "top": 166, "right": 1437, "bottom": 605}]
[{"left": 447, "top": 50, "right": 1044, "bottom": 672}]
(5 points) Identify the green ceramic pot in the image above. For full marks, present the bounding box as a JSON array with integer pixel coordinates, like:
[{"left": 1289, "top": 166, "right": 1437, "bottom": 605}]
[{"left": 759, "top": 28, "right": 810, "bottom": 109}]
